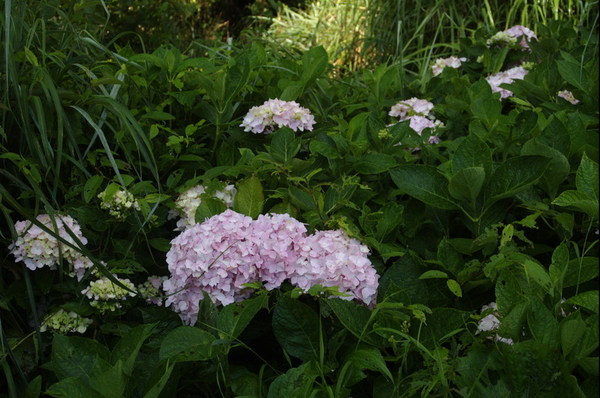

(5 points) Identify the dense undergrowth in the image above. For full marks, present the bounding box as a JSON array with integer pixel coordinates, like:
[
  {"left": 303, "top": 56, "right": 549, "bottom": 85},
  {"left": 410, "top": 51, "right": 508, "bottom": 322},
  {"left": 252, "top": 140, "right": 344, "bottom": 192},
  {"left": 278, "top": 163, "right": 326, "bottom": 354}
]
[{"left": 1, "top": 1, "right": 599, "bottom": 397}]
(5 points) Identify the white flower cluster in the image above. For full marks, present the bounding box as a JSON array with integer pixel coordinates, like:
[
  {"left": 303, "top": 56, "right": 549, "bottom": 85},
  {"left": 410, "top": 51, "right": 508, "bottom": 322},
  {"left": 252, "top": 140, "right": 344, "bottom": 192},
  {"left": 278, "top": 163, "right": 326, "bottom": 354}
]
[
  {"left": 485, "top": 66, "right": 529, "bottom": 99},
  {"left": 9, "top": 214, "right": 93, "bottom": 281},
  {"left": 81, "top": 275, "right": 136, "bottom": 313},
  {"left": 240, "top": 99, "right": 316, "bottom": 134},
  {"left": 40, "top": 309, "right": 93, "bottom": 334},
  {"left": 98, "top": 186, "right": 140, "bottom": 219},
  {"left": 389, "top": 97, "right": 443, "bottom": 142},
  {"left": 137, "top": 275, "right": 167, "bottom": 305},
  {"left": 169, "top": 184, "right": 237, "bottom": 231},
  {"left": 487, "top": 25, "right": 537, "bottom": 50},
  {"left": 557, "top": 90, "right": 580, "bottom": 105},
  {"left": 431, "top": 56, "right": 467, "bottom": 77},
  {"left": 475, "top": 302, "right": 514, "bottom": 345}
]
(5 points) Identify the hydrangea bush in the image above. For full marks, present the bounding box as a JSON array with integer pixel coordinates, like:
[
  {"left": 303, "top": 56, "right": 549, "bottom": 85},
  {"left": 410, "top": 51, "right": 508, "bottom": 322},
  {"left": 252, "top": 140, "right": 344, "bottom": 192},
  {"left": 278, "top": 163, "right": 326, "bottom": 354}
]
[{"left": 1, "top": 11, "right": 598, "bottom": 398}]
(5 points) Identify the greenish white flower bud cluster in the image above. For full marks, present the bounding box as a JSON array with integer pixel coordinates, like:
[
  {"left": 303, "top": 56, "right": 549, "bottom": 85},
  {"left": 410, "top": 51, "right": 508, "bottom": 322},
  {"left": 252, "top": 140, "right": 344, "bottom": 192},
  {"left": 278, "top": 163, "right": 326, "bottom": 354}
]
[
  {"left": 40, "top": 309, "right": 92, "bottom": 334},
  {"left": 98, "top": 187, "right": 140, "bottom": 219},
  {"left": 81, "top": 276, "right": 136, "bottom": 313},
  {"left": 137, "top": 275, "right": 166, "bottom": 305}
]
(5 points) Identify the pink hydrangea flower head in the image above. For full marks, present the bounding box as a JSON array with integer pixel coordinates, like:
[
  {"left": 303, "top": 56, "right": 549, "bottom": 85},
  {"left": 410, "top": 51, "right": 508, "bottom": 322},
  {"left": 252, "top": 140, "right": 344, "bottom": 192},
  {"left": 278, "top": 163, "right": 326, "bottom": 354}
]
[
  {"left": 168, "top": 183, "right": 237, "bottom": 231},
  {"left": 408, "top": 115, "right": 437, "bottom": 135},
  {"left": 486, "top": 66, "right": 529, "bottom": 99},
  {"left": 431, "top": 56, "right": 467, "bottom": 77},
  {"left": 250, "top": 213, "right": 308, "bottom": 290},
  {"left": 241, "top": 99, "right": 315, "bottom": 134},
  {"left": 289, "top": 229, "right": 379, "bottom": 306},
  {"left": 389, "top": 97, "right": 434, "bottom": 120},
  {"left": 9, "top": 214, "right": 93, "bottom": 280},
  {"left": 163, "top": 209, "right": 259, "bottom": 325}
]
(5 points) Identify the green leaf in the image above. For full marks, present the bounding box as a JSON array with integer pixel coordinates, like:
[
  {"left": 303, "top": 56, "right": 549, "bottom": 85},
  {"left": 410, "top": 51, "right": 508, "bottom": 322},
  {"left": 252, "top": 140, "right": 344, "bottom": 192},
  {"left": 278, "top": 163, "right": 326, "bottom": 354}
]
[
  {"left": 556, "top": 53, "right": 587, "bottom": 91},
  {"left": 576, "top": 153, "right": 599, "bottom": 201},
  {"left": 45, "top": 378, "right": 103, "bottom": 398},
  {"left": 217, "top": 295, "right": 268, "bottom": 339},
  {"left": 484, "top": 156, "right": 550, "bottom": 205},
  {"left": 349, "top": 347, "right": 393, "bottom": 382},
  {"left": 352, "top": 153, "right": 396, "bottom": 174},
  {"left": 446, "top": 279, "right": 463, "bottom": 297},
  {"left": 563, "top": 257, "right": 599, "bottom": 288},
  {"left": 270, "top": 128, "right": 301, "bottom": 164},
  {"left": 88, "top": 360, "right": 126, "bottom": 398},
  {"left": 195, "top": 196, "right": 227, "bottom": 223},
  {"left": 390, "top": 165, "right": 458, "bottom": 210},
  {"left": 83, "top": 175, "right": 103, "bottom": 203},
  {"left": 233, "top": 176, "right": 264, "bottom": 218},
  {"left": 280, "top": 83, "right": 304, "bottom": 101},
  {"left": 309, "top": 139, "right": 339, "bottom": 159},
  {"left": 159, "top": 326, "right": 216, "bottom": 362},
  {"left": 110, "top": 323, "right": 155, "bottom": 376},
  {"left": 142, "top": 362, "right": 175, "bottom": 398},
  {"left": 272, "top": 296, "right": 320, "bottom": 362},
  {"left": 448, "top": 167, "right": 486, "bottom": 202},
  {"left": 549, "top": 242, "right": 570, "bottom": 288},
  {"left": 469, "top": 79, "right": 502, "bottom": 124},
  {"left": 267, "top": 363, "right": 318, "bottom": 398},
  {"left": 25, "top": 376, "right": 42, "bottom": 398},
  {"left": 301, "top": 46, "right": 328, "bottom": 85},
  {"left": 522, "top": 259, "right": 553, "bottom": 294},
  {"left": 419, "top": 270, "right": 449, "bottom": 279},
  {"left": 527, "top": 297, "right": 559, "bottom": 349},
  {"left": 552, "top": 190, "right": 598, "bottom": 219},
  {"left": 566, "top": 291, "right": 599, "bottom": 313},
  {"left": 324, "top": 298, "right": 378, "bottom": 345},
  {"left": 48, "top": 335, "right": 110, "bottom": 383},
  {"left": 561, "top": 315, "right": 588, "bottom": 357},
  {"left": 374, "top": 202, "right": 404, "bottom": 240},
  {"left": 521, "top": 139, "right": 570, "bottom": 197}
]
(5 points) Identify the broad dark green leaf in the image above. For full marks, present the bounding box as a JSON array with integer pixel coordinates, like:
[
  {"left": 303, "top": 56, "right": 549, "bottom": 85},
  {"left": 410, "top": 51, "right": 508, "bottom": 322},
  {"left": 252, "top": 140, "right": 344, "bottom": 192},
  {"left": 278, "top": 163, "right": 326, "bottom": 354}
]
[
  {"left": 484, "top": 156, "right": 550, "bottom": 205},
  {"left": 563, "top": 257, "right": 599, "bottom": 288},
  {"left": 390, "top": 165, "right": 458, "bottom": 210},
  {"left": 552, "top": 190, "right": 598, "bottom": 219},
  {"left": 352, "top": 153, "right": 396, "bottom": 174},
  {"left": 566, "top": 291, "right": 599, "bottom": 313},
  {"left": 83, "top": 175, "right": 103, "bottom": 203},
  {"left": 527, "top": 297, "right": 559, "bottom": 349},
  {"left": 110, "top": 323, "right": 155, "bottom": 376},
  {"left": 195, "top": 196, "right": 227, "bottom": 223},
  {"left": 448, "top": 166, "right": 486, "bottom": 202},
  {"left": 324, "top": 298, "right": 378, "bottom": 344},
  {"left": 233, "top": 176, "right": 264, "bottom": 219},
  {"left": 267, "top": 363, "right": 318, "bottom": 398},
  {"left": 45, "top": 378, "right": 103, "bottom": 398},
  {"left": 469, "top": 79, "right": 502, "bottom": 124},
  {"left": 270, "top": 128, "right": 301, "bottom": 164},
  {"left": 48, "top": 335, "right": 110, "bottom": 382},
  {"left": 374, "top": 202, "right": 404, "bottom": 240},
  {"left": 217, "top": 295, "right": 268, "bottom": 339},
  {"left": 159, "top": 326, "right": 216, "bottom": 362},
  {"left": 272, "top": 297, "right": 320, "bottom": 362},
  {"left": 521, "top": 138, "right": 570, "bottom": 197},
  {"left": 576, "top": 153, "right": 599, "bottom": 201},
  {"left": 349, "top": 347, "right": 393, "bottom": 382},
  {"left": 301, "top": 46, "right": 328, "bottom": 85},
  {"left": 309, "top": 139, "right": 339, "bottom": 159}
]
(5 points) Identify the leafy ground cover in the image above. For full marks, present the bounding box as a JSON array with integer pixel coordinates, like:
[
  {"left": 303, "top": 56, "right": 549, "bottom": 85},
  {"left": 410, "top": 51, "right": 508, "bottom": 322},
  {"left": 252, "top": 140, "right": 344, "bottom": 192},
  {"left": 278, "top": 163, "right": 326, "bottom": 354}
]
[{"left": 1, "top": 1, "right": 598, "bottom": 397}]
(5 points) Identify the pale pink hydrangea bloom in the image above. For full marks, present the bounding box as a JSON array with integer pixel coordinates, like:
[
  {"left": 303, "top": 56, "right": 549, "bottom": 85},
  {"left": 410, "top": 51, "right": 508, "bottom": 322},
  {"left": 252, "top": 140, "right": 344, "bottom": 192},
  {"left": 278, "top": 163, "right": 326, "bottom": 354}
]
[
  {"left": 163, "top": 210, "right": 259, "bottom": 325},
  {"left": 389, "top": 98, "right": 443, "bottom": 141},
  {"left": 289, "top": 229, "right": 379, "bottom": 307},
  {"left": 9, "top": 214, "right": 93, "bottom": 280},
  {"left": 487, "top": 25, "right": 537, "bottom": 50},
  {"left": 249, "top": 213, "right": 308, "bottom": 290},
  {"left": 557, "top": 90, "right": 580, "bottom": 105},
  {"left": 475, "top": 302, "right": 514, "bottom": 345},
  {"left": 431, "top": 56, "right": 467, "bottom": 76},
  {"left": 169, "top": 184, "right": 237, "bottom": 231},
  {"left": 241, "top": 99, "right": 316, "bottom": 134},
  {"left": 485, "top": 66, "right": 529, "bottom": 99},
  {"left": 504, "top": 25, "right": 538, "bottom": 49}
]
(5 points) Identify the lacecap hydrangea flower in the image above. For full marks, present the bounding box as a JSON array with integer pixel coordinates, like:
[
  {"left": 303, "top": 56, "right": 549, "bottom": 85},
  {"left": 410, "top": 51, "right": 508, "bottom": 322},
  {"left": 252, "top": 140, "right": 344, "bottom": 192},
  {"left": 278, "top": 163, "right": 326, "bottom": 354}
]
[
  {"left": 485, "top": 66, "right": 529, "bottom": 99},
  {"left": 241, "top": 99, "right": 316, "bottom": 134},
  {"left": 389, "top": 97, "right": 443, "bottom": 140},
  {"left": 81, "top": 275, "right": 136, "bottom": 313},
  {"left": 431, "top": 56, "right": 467, "bottom": 77},
  {"left": 169, "top": 184, "right": 237, "bottom": 231},
  {"left": 163, "top": 210, "right": 379, "bottom": 325},
  {"left": 9, "top": 214, "right": 93, "bottom": 281},
  {"left": 475, "top": 302, "right": 514, "bottom": 345},
  {"left": 98, "top": 186, "right": 140, "bottom": 219},
  {"left": 137, "top": 275, "right": 167, "bottom": 305},
  {"left": 40, "top": 309, "right": 93, "bottom": 334},
  {"left": 487, "top": 25, "right": 537, "bottom": 50}
]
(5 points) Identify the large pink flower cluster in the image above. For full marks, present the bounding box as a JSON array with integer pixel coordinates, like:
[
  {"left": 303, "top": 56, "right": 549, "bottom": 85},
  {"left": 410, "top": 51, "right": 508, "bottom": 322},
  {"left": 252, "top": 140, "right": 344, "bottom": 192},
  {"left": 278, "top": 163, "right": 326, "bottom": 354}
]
[
  {"left": 9, "top": 214, "right": 93, "bottom": 280},
  {"left": 163, "top": 210, "right": 379, "bottom": 325},
  {"left": 485, "top": 66, "right": 528, "bottom": 99},
  {"left": 431, "top": 56, "right": 467, "bottom": 77},
  {"left": 487, "top": 25, "right": 537, "bottom": 50},
  {"left": 240, "top": 99, "right": 316, "bottom": 134}
]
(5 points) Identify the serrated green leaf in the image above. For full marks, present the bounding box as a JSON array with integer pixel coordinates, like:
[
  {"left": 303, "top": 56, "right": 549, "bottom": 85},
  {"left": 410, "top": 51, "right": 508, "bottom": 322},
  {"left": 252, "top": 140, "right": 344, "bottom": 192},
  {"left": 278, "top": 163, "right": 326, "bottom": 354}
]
[
  {"left": 270, "top": 128, "right": 301, "bottom": 164},
  {"left": 527, "top": 297, "right": 559, "bottom": 348},
  {"left": 309, "top": 139, "right": 339, "bottom": 159},
  {"left": 217, "top": 295, "right": 268, "bottom": 339},
  {"left": 552, "top": 190, "right": 598, "bottom": 219},
  {"left": 353, "top": 153, "right": 396, "bottom": 174},
  {"left": 566, "top": 291, "right": 599, "bottom": 313},
  {"left": 419, "top": 270, "right": 449, "bottom": 279},
  {"left": 390, "top": 165, "right": 458, "bottom": 210},
  {"left": 576, "top": 153, "right": 599, "bottom": 201},
  {"left": 448, "top": 166, "right": 485, "bottom": 202},
  {"left": 350, "top": 347, "right": 393, "bottom": 382},
  {"left": 522, "top": 259, "right": 553, "bottom": 294},
  {"left": 301, "top": 46, "right": 328, "bottom": 85},
  {"left": 272, "top": 297, "right": 320, "bottom": 362},
  {"left": 484, "top": 156, "right": 550, "bottom": 205},
  {"left": 195, "top": 196, "right": 227, "bottom": 223},
  {"left": 233, "top": 176, "right": 264, "bottom": 218},
  {"left": 159, "top": 326, "right": 216, "bottom": 362},
  {"left": 267, "top": 363, "right": 318, "bottom": 398}
]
